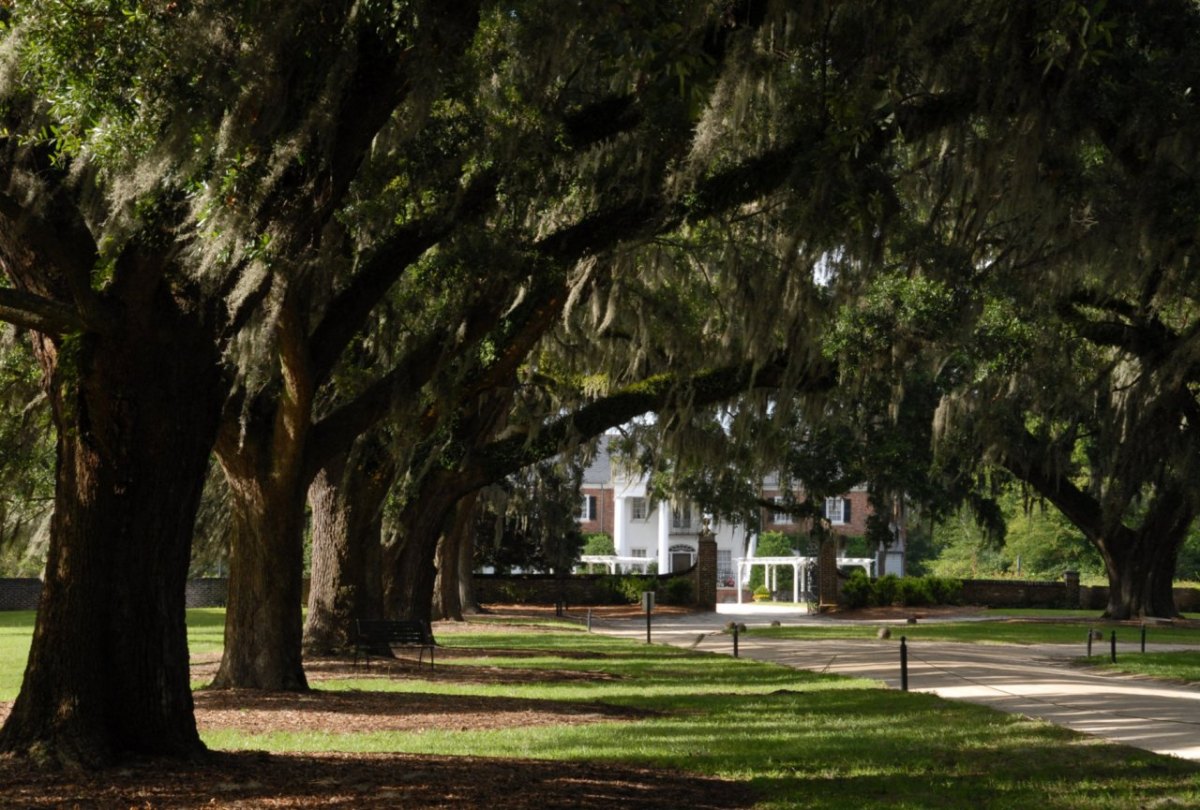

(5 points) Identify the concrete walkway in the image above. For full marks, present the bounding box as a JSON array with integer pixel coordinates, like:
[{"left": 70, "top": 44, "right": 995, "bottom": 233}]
[{"left": 591, "top": 610, "right": 1200, "bottom": 761}]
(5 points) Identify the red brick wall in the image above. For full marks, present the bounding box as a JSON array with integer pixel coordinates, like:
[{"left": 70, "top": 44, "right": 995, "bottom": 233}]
[
  {"left": 578, "top": 487, "right": 616, "bottom": 536},
  {"left": 760, "top": 489, "right": 872, "bottom": 537}
]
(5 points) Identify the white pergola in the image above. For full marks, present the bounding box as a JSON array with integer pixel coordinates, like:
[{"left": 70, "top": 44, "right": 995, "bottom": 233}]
[
  {"left": 578, "top": 554, "right": 653, "bottom": 574},
  {"left": 735, "top": 556, "right": 875, "bottom": 604}
]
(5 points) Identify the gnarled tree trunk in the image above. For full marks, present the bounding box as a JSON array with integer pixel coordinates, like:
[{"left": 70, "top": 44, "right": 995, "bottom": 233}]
[
  {"left": 0, "top": 304, "right": 223, "bottom": 767},
  {"left": 433, "top": 491, "right": 480, "bottom": 621},
  {"left": 303, "top": 435, "right": 394, "bottom": 654}
]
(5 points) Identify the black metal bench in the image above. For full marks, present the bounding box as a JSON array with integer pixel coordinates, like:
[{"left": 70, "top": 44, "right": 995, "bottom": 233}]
[{"left": 353, "top": 619, "right": 436, "bottom": 669}]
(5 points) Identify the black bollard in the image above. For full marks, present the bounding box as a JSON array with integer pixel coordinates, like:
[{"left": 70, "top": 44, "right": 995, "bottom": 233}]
[
  {"left": 900, "top": 636, "right": 909, "bottom": 692},
  {"left": 1087, "top": 629, "right": 1093, "bottom": 658},
  {"left": 1141, "top": 623, "right": 1146, "bottom": 654},
  {"left": 733, "top": 624, "right": 739, "bottom": 659},
  {"left": 1111, "top": 630, "right": 1117, "bottom": 663},
  {"left": 587, "top": 608, "right": 592, "bottom": 633}
]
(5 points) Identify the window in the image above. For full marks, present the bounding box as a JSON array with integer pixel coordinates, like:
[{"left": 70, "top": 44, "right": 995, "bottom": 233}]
[
  {"left": 770, "top": 496, "right": 793, "bottom": 524},
  {"left": 579, "top": 494, "right": 597, "bottom": 521},
  {"left": 717, "top": 549, "right": 733, "bottom": 586},
  {"left": 631, "top": 548, "right": 647, "bottom": 558},
  {"left": 671, "top": 502, "right": 692, "bottom": 530},
  {"left": 825, "top": 496, "right": 850, "bottom": 525},
  {"left": 631, "top": 497, "right": 648, "bottom": 520}
]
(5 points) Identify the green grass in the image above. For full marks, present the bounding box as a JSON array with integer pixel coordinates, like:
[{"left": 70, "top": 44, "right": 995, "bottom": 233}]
[
  {"left": 0, "top": 611, "right": 33, "bottom": 700},
  {"left": 197, "top": 627, "right": 1200, "bottom": 809},
  {"left": 1086, "top": 650, "right": 1200, "bottom": 682},
  {"left": 4, "top": 612, "right": 1200, "bottom": 807}
]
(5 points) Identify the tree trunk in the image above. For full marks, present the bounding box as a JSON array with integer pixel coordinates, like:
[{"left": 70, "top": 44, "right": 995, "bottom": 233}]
[
  {"left": 210, "top": 460, "right": 310, "bottom": 690},
  {"left": 1098, "top": 522, "right": 1188, "bottom": 620},
  {"left": 303, "top": 436, "right": 394, "bottom": 654},
  {"left": 0, "top": 307, "right": 223, "bottom": 767},
  {"left": 384, "top": 472, "right": 462, "bottom": 623},
  {"left": 457, "top": 502, "right": 481, "bottom": 615},
  {"left": 432, "top": 491, "right": 479, "bottom": 621}
]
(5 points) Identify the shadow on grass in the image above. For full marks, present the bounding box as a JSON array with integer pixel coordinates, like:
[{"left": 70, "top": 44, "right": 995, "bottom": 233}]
[{"left": 0, "top": 750, "right": 758, "bottom": 809}]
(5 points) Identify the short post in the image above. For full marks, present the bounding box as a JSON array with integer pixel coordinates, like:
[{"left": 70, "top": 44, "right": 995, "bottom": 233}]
[
  {"left": 733, "top": 623, "right": 740, "bottom": 658},
  {"left": 1111, "top": 630, "right": 1117, "bottom": 663},
  {"left": 643, "top": 591, "right": 655, "bottom": 645},
  {"left": 587, "top": 608, "right": 592, "bottom": 633},
  {"left": 1141, "top": 623, "right": 1146, "bottom": 653},
  {"left": 900, "top": 636, "right": 909, "bottom": 692},
  {"left": 1087, "top": 629, "right": 1093, "bottom": 658}
]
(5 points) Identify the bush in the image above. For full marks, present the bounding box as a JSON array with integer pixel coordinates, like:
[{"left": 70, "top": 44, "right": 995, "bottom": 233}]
[
  {"left": 753, "top": 584, "right": 771, "bottom": 600},
  {"left": 840, "top": 573, "right": 964, "bottom": 608},
  {"left": 602, "top": 574, "right": 652, "bottom": 604},
  {"left": 872, "top": 574, "right": 900, "bottom": 607},
  {"left": 660, "top": 577, "right": 694, "bottom": 605},
  {"left": 583, "top": 533, "right": 615, "bottom": 556},
  {"left": 841, "top": 569, "right": 872, "bottom": 609},
  {"left": 896, "top": 576, "right": 934, "bottom": 606}
]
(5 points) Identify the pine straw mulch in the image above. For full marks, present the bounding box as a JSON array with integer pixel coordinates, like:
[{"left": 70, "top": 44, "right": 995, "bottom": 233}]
[{"left": 0, "top": 617, "right": 757, "bottom": 808}]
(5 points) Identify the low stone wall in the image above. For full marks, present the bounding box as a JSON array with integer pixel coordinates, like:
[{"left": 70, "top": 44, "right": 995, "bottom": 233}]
[
  {"left": 0, "top": 578, "right": 41, "bottom": 611},
  {"left": 474, "top": 573, "right": 652, "bottom": 606},
  {"left": 959, "top": 578, "right": 1200, "bottom": 613},
  {"left": 186, "top": 578, "right": 228, "bottom": 608},
  {"left": 959, "top": 578, "right": 1070, "bottom": 609}
]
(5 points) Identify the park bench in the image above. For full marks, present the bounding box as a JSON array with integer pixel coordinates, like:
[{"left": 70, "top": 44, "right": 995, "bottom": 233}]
[{"left": 353, "top": 619, "right": 436, "bottom": 669}]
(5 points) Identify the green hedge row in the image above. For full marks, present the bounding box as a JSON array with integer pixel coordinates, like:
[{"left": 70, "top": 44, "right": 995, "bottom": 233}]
[{"left": 841, "top": 570, "right": 963, "bottom": 608}]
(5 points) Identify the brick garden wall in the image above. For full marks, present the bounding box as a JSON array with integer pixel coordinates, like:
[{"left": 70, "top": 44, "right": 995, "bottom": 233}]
[
  {"left": 4, "top": 575, "right": 1200, "bottom": 613},
  {"left": 0, "top": 578, "right": 41, "bottom": 611}
]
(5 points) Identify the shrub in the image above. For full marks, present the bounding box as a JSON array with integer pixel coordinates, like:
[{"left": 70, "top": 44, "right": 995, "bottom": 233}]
[
  {"left": 927, "top": 576, "right": 964, "bottom": 605},
  {"left": 600, "top": 574, "right": 651, "bottom": 604},
  {"left": 841, "top": 569, "right": 872, "bottom": 609},
  {"left": 660, "top": 577, "right": 694, "bottom": 605},
  {"left": 872, "top": 574, "right": 900, "bottom": 606},
  {"left": 753, "top": 584, "right": 772, "bottom": 600},
  {"left": 582, "top": 533, "right": 614, "bottom": 556},
  {"left": 896, "top": 576, "right": 934, "bottom": 606}
]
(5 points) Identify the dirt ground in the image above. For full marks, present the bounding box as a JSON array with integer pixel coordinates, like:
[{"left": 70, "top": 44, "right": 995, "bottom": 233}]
[{"left": 0, "top": 610, "right": 757, "bottom": 809}]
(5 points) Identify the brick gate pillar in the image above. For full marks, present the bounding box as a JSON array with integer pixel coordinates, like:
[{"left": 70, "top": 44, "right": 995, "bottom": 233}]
[
  {"left": 695, "top": 522, "right": 717, "bottom": 610},
  {"left": 817, "top": 537, "right": 840, "bottom": 613}
]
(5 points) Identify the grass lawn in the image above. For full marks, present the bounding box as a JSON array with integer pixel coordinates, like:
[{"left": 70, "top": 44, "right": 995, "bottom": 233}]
[
  {"left": 1086, "top": 650, "right": 1200, "bottom": 682},
  {"left": 3, "top": 611, "right": 1200, "bottom": 807}
]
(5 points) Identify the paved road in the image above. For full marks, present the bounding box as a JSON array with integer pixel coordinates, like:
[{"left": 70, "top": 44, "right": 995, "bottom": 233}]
[{"left": 593, "top": 611, "right": 1200, "bottom": 760}]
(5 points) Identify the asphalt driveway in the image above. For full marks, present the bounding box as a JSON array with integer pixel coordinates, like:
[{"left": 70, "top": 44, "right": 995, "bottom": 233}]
[{"left": 592, "top": 610, "right": 1200, "bottom": 760}]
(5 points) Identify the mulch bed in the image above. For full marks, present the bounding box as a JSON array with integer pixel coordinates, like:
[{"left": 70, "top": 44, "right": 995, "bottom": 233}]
[{"left": 0, "top": 613, "right": 757, "bottom": 808}]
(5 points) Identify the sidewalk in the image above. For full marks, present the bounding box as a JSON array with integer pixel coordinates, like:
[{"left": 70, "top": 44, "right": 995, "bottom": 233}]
[{"left": 591, "top": 609, "right": 1200, "bottom": 761}]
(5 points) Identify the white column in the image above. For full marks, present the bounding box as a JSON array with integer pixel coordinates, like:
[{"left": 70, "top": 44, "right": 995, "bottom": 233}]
[
  {"left": 657, "top": 501, "right": 671, "bottom": 573},
  {"left": 736, "top": 560, "right": 744, "bottom": 603},
  {"left": 793, "top": 562, "right": 801, "bottom": 604},
  {"left": 613, "top": 496, "right": 627, "bottom": 555}
]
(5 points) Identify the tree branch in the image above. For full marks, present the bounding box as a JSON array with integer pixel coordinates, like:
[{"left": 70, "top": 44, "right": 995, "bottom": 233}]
[{"left": 0, "top": 287, "right": 86, "bottom": 336}]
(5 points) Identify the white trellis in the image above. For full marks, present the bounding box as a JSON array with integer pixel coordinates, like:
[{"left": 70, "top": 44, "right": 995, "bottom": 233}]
[
  {"left": 578, "top": 555, "right": 653, "bottom": 574},
  {"left": 735, "top": 556, "right": 875, "bottom": 604}
]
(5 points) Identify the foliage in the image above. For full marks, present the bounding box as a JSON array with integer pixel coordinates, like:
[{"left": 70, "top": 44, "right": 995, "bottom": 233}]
[
  {"left": 601, "top": 574, "right": 655, "bottom": 605},
  {"left": 659, "top": 576, "right": 693, "bottom": 606},
  {"left": 915, "top": 487, "right": 1105, "bottom": 581},
  {"left": 841, "top": 570, "right": 962, "bottom": 609},
  {"left": 473, "top": 459, "right": 586, "bottom": 574},
  {"left": 581, "top": 533, "right": 614, "bottom": 556},
  {"left": 0, "top": 330, "right": 52, "bottom": 577}
]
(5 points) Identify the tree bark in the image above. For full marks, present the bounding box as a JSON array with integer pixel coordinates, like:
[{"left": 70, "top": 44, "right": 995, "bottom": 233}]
[
  {"left": 0, "top": 302, "right": 223, "bottom": 767},
  {"left": 432, "top": 491, "right": 480, "bottom": 621},
  {"left": 211, "top": 462, "right": 310, "bottom": 690},
  {"left": 384, "top": 471, "right": 462, "bottom": 623},
  {"left": 303, "top": 435, "right": 394, "bottom": 654}
]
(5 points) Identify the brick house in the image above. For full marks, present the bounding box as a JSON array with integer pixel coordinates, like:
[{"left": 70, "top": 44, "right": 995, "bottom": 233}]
[{"left": 578, "top": 439, "right": 906, "bottom": 586}]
